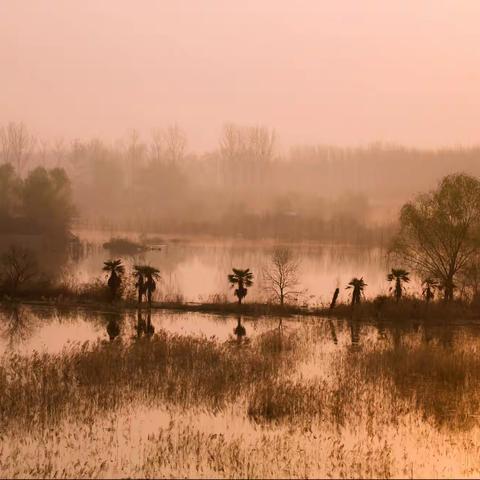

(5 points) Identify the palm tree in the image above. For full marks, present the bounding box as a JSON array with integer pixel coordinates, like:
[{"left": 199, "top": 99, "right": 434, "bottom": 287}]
[
  {"left": 228, "top": 268, "right": 254, "bottom": 304},
  {"left": 387, "top": 268, "right": 410, "bottom": 302},
  {"left": 346, "top": 277, "right": 367, "bottom": 306},
  {"left": 133, "top": 266, "right": 145, "bottom": 304},
  {"left": 144, "top": 266, "right": 161, "bottom": 306},
  {"left": 102, "top": 259, "right": 124, "bottom": 300},
  {"left": 134, "top": 265, "right": 160, "bottom": 306},
  {"left": 422, "top": 278, "right": 439, "bottom": 303}
]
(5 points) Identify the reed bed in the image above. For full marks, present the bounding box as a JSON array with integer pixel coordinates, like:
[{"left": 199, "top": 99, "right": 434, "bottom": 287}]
[{"left": 3, "top": 315, "right": 480, "bottom": 477}]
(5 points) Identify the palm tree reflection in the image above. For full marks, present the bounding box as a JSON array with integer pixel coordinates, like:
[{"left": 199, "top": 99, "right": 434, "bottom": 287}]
[{"left": 234, "top": 316, "right": 246, "bottom": 341}]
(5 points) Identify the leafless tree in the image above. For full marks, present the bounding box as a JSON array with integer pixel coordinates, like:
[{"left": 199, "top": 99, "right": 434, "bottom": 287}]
[
  {"left": 263, "top": 246, "right": 301, "bottom": 306},
  {"left": 219, "top": 123, "right": 275, "bottom": 186},
  {"left": 124, "top": 129, "right": 146, "bottom": 185},
  {"left": 1, "top": 245, "right": 38, "bottom": 293},
  {"left": 0, "top": 122, "right": 36, "bottom": 173},
  {"left": 149, "top": 129, "right": 163, "bottom": 164},
  {"left": 164, "top": 124, "right": 187, "bottom": 165}
]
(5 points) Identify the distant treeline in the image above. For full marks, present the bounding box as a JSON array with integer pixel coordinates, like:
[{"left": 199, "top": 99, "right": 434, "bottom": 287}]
[{"left": 2, "top": 121, "right": 480, "bottom": 243}]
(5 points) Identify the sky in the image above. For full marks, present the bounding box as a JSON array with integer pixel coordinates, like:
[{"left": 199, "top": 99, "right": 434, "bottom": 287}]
[{"left": 1, "top": 0, "right": 479, "bottom": 151}]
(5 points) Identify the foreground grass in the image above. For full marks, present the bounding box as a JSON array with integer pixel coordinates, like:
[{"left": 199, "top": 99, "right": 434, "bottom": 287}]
[
  {"left": 0, "top": 328, "right": 301, "bottom": 431},
  {"left": 3, "top": 312, "right": 480, "bottom": 477}
]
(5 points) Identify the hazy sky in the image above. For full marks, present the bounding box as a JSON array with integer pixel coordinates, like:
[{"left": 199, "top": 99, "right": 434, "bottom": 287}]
[{"left": 1, "top": 0, "right": 479, "bottom": 150}]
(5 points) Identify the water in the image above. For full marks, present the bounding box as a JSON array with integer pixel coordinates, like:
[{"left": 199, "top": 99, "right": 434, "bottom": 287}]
[
  {"left": 2, "top": 305, "right": 480, "bottom": 477},
  {"left": 66, "top": 229, "right": 397, "bottom": 304},
  {"left": 0, "top": 305, "right": 287, "bottom": 356}
]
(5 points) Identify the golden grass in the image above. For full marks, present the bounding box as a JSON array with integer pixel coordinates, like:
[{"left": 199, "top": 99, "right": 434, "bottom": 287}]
[{"left": 3, "top": 315, "right": 480, "bottom": 477}]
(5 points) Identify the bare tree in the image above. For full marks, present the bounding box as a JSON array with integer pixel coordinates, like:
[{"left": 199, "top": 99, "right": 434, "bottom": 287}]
[
  {"left": 0, "top": 122, "right": 36, "bottom": 173},
  {"left": 1, "top": 245, "right": 38, "bottom": 293},
  {"left": 124, "top": 129, "right": 146, "bottom": 185},
  {"left": 149, "top": 129, "right": 163, "bottom": 164},
  {"left": 263, "top": 246, "right": 301, "bottom": 306},
  {"left": 164, "top": 124, "right": 187, "bottom": 165},
  {"left": 219, "top": 123, "right": 275, "bottom": 186}
]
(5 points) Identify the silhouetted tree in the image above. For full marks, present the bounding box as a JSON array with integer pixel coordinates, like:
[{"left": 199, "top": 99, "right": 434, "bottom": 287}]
[
  {"left": 133, "top": 266, "right": 146, "bottom": 304},
  {"left": 387, "top": 268, "right": 410, "bottom": 301},
  {"left": 1, "top": 245, "right": 38, "bottom": 294},
  {"left": 422, "top": 278, "right": 438, "bottom": 303},
  {"left": 392, "top": 173, "right": 480, "bottom": 301},
  {"left": 144, "top": 266, "right": 160, "bottom": 306},
  {"left": 134, "top": 265, "right": 160, "bottom": 306},
  {"left": 263, "top": 247, "right": 300, "bottom": 306},
  {"left": 102, "top": 259, "right": 124, "bottom": 300},
  {"left": 228, "top": 268, "right": 254, "bottom": 304},
  {"left": 346, "top": 277, "right": 367, "bottom": 306}
]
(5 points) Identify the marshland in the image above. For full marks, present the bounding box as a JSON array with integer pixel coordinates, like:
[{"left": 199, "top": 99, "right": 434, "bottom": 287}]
[
  {"left": 2, "top": 140, "right": 480, "bottom": 478},
  {"left": 3, "top": 2, "right": 480, "bottom": 476}
]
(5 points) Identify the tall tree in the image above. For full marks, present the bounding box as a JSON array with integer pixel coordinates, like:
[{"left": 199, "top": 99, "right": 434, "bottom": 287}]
[
  {"left": 262, "top": 247, "right": 300, "bottom": 306},
  {"left": 134, "top": 265, "right": 160, "bottom": 306},
  {"left": 346, "top": 277, "right": 367, "bottom": 306},
  {"left": 387, "top": 268, "right": 410, "bottom": 301},
  {"left": 392, "top": 173, "right": 480, "bottom": 301},
  {"left": 102, "top": 259, "right": 125, "bottom": 300},
  {"left": 0, "top": 122, "right": 35, "bottom": 174},
  {"left": 228, "top": 268, "right": 254, "bottom": 304},
  {"left": 422, "top": 278, "right": 438, "bottom": 303},
  {"left": 22, "top": 166, "right": 76, "bottom": 235}
]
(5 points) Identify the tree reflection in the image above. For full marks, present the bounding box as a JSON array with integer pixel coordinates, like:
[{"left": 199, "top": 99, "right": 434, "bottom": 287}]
[
  {"left": 0, "top": 305, "right": 35, "bottom": 348},
  {"left": 106, "top": 312, "right": 121, "bottom": 341},
  {"left": 234, "top": 316, "right": 246, "bottom": 341}
]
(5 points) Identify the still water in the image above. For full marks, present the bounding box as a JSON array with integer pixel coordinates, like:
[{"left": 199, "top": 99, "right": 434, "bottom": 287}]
[
  {"left": 2, "top": 305, "right": 480, "bottom": 477},
  {"left": 67, "top": 229, "right": 397, "bottom": 304}
]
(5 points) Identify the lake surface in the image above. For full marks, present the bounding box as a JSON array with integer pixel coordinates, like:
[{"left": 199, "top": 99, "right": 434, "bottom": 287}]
[
  {"left": 2, "top": 305, "right": 480, "bottom": 477},
  {"left": 65, "top": 229, "right": 400, "bottom": 304}
]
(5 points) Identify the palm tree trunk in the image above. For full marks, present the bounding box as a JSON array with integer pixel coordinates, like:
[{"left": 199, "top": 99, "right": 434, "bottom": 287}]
[{"left": 396, "top": 279, "right": 401, "bottom": 302}]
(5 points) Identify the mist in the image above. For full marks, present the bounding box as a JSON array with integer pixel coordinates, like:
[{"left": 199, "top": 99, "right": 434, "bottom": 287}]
[{"left": 1, "top": 0, "right": 480, "bottom": 149}]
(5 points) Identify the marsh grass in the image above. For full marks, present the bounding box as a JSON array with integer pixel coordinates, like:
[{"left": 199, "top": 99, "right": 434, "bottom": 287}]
[
  {"left": 3, "top": 310, "right": 480, "bottom": 477},
  {"left": 0, "top": 327, "right": 302, "bottom": 432},
  {"left": 359, "top": 344, "right": 480, "bottom": 430}
]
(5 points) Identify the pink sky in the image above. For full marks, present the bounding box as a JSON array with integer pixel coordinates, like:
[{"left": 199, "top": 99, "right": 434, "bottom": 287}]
[{"left": 1, "top": 0, "right": 479, "bottom": 151}]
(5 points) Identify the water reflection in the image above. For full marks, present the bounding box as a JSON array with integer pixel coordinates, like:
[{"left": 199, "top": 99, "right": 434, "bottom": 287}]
[
  {"left": 70, "top": 230, "right": 395, "bottom": 302},
  {"left": 133, "top": 308, "right": 156, "bottom": 339},
  {"left": 3, "top": 305, "right": 480, "bottom": 477},
  {"left": 1, "top": 305, "right": 35, "bottom": 349},
  {"left": 106, "top": 312, "right": 121, "bottom": 342},
  {"left": 327, "top": 319, "right": 338, "bottom": 345},
  {"left": 233, "top": 316, "right": 246, "bottom": 341}
]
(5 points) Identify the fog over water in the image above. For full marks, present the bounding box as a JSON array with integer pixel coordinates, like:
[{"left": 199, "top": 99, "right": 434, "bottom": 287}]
[{"left": 3, "top": 1, "right": 480, "bottom": 478}]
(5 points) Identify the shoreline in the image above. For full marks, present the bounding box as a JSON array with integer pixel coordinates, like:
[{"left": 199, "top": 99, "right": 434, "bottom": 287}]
[{"left": 2, "top": 296, "right": 480, "bottom": 324}]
